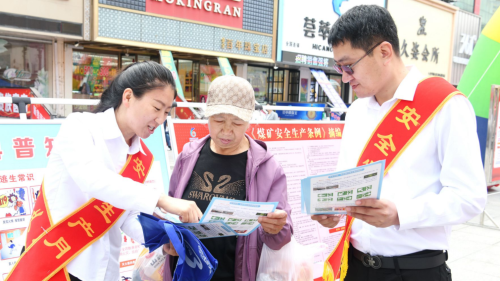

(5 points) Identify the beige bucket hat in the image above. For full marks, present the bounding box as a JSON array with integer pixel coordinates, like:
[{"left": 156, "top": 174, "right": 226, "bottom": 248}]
[{"left": 204, "top": 75, "right": 255, "bottom": 122}]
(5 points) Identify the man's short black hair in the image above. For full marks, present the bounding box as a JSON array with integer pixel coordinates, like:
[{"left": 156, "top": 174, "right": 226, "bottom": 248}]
[{"left": 328, "top": 5, "right": 400, "bottom": 57}]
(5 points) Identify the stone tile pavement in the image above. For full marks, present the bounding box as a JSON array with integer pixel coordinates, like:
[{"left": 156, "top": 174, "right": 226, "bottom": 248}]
[{"left": 449, "top": 188, "right": 500, "bottom": 281}]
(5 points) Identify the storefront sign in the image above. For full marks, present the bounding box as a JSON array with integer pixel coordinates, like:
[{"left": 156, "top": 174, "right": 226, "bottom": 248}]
[
  {"left": 278, "top": 0, "right": 385, "bottom": 62},
  {"left": 388, "top": 0, "right": 456, "bottom": 80},
  {"left": 147, "top": 0, "right": 244, "bottom": 29},
  {"left": 282, "top": 51, "right": 333, "bottom": 68},
  {"left": 221, "top": 38, "right": 268, "bottom": 55}
]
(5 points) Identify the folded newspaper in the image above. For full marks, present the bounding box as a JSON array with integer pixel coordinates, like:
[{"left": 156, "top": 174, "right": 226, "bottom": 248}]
[{"left": 301, "top": 160, "right": 385, "bottom": 215}]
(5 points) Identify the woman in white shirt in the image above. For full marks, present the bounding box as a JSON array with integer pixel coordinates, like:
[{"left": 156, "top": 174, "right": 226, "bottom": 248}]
[{"left": 11, "top": 61, "right": 202, "bottom": 281}]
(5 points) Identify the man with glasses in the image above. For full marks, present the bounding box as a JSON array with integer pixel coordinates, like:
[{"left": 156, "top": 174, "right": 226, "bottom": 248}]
[{"left": 311, "top": 5, "right": 486, "bottom": 281}]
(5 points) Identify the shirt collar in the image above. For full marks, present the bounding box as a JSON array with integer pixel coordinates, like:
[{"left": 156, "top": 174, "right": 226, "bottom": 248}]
[
  {"left": 367, "top": 66, "right": 424, "bottom": 108},
  {"left": 393, "top": 66, "right": 424, "bottom": 102},
  {"left": 101, "top": 108, "right": 146, "bottom": 155}
]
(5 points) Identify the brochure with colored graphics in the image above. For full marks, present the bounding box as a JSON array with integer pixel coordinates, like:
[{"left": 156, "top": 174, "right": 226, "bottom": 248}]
[
  {"left": 153, "top": 197, "right": 278, "bottom": 239},
  {"left": 301, "top": 160, "right": 385, "bottom": 215}
]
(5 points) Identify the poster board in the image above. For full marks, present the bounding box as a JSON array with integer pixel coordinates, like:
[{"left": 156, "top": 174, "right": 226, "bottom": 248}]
[
  {"left": 0, "top": 119, "right": 171, "bottom": 280},
  {"left": 167, "top": 118, "right": 346, "bottom": 280}
]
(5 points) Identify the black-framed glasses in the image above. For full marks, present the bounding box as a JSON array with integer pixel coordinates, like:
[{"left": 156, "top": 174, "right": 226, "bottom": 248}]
[{"left": 333, "top": 41, "right": 384, "bottom": 75}]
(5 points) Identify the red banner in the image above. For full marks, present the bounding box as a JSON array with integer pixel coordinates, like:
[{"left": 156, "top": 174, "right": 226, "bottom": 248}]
[
  {"left": 31, "top": 104, "right": 51, "bottom": 120},
  {"left": 0, "top": 88, "right": 50, "bottom": 119},
  {"left": 146, "top": 0, "right": 244, "bottom": 29},
  {"left": 172, "top": 122, "right": 344, "bottom": 154},
  {"left": 0, "top": 89, "right": 31, "bottom": 118}
]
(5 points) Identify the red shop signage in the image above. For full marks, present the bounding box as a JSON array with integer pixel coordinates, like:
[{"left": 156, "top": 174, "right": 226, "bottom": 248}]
[
  {"left": 147, "top": 0, "right": 244, "bottom": 29},
  {"left": 0, "top": 88, "right": 31, "bottom": 119},
  {"left": 0, "top": 88, "right": 50, "bottom": 119}
]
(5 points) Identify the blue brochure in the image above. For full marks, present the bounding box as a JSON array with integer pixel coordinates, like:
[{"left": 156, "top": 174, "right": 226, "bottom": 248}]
[
  {"left": 301, "top": 160, "right": 385, "bottom": 215},
  {"left": 199, "top": 198, "right": 279, "bottom": 236}
]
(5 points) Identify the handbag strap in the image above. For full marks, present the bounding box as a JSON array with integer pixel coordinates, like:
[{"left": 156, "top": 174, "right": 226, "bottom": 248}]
[{"left": 164, "top": 223, "right": 186, "bottom": 264}]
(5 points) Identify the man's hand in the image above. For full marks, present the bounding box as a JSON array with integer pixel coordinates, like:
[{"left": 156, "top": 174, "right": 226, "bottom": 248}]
[
  {"left": 163, "top": 242, "right": 178, "bottom": 256},
  {"left": 311, "top": 214, "right": 343, "bottom": 228},
  {"left": 258, "top": 210, "right": 287, "bottom": 234},
  {"left": 346, "top": 199, "right": 399, "bottom": 228}
]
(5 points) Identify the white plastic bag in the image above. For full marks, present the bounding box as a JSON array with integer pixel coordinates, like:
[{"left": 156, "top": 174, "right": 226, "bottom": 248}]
[
  {"left": 132, "top": 247, "right": 166, "bottom": 281},
  {"left": 256, "top": 236, "right": 317, "bottom": 281}
]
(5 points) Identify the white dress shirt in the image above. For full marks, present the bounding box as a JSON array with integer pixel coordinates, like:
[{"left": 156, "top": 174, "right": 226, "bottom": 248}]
[
  {"left": 43, "top": 108, "right": 161, "bottom": 280},
  {"left": 337, "top": 67, "right": 487, "bottom": 256}
]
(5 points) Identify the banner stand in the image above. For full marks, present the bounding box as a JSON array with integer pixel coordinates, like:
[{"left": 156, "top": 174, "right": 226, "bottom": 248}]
[{"left": 467, "top": 84, "right": 500, "bottom": 230}]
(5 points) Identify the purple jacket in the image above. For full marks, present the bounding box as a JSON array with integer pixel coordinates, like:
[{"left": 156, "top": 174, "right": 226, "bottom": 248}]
[{"left": 163, "top": 135, "right": 293, "bottom": 281}]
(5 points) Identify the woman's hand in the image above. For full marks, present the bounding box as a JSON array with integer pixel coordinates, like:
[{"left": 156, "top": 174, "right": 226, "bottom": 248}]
[
  {"left": 258, "top": 210, "right": 287, "bottom": 235},
  {"left": 163, "top": 242, "right": 178, "bottom": 256},
  {"left": 157, "top": 194, "right": 202, "bottom": 223}
]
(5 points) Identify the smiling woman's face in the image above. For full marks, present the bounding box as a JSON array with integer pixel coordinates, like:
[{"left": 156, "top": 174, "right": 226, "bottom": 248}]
[
  {"left": 125, "top": 86, "right": 175, "bottom": 139},
  {"left": 208, "top": 113, "right": 250, "bottom": 155}
]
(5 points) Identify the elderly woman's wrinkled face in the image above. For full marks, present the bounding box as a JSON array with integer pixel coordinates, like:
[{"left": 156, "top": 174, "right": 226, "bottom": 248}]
[{"left": 208, "top": 113, "right": 250, "bottom": 153}]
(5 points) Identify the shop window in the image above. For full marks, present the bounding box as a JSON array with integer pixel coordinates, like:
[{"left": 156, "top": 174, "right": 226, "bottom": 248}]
[
  {"left": 178, "top": 60, "right": 194, "bottom": 101},
  {"left": 121, "top": 54, "right": 135, "bottom": 69},
  {"left": 200, "top": 64, "right": 222, "bottom": 101},
  {"left": 315, "top": 74, "right": 343, "bottom": 103},
  {"left": 288, "top": 71, "right": 300, "bottom": 102},
  {"left": 329, "top": 75, "right": 342, "bottom": 98},
  {"left": 138, "top": 55, "right": 158, "bottom": 63},
  {"left": 0, "top": 39, "right": 53, "bottom": 98},
  {"left": 453, "top": 0, "right": 475, "bottom": 14},
  {"left": 72, "top": 51, "right": 118, "bottom": 112},
  {"left": 268, "top": 69, "right": 284, "bottom": 104},
  {"left": 480, "top": 0, "right": 499, "bottom": 29},
  {"left": 247, "top": 66, "right": 270, "bottom": 104}
]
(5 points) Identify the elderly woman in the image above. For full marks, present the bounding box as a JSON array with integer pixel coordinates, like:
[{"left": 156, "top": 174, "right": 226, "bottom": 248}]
[{"left": 163, "top": 75, "right": 293, "bottom": 281}]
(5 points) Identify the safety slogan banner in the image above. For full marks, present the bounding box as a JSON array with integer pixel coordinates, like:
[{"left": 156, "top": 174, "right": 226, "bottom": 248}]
[
  {"left": 0, "top": 120, "right": 171, "bottom": 281},
  {"left": 167, "top": 119, "right": 346, "bottom": 280}
]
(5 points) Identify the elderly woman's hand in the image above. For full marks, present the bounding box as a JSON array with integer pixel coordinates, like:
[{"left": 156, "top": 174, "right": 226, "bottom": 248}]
[{"left": 258, "top": 210, "right": 287, "bottom": 235}]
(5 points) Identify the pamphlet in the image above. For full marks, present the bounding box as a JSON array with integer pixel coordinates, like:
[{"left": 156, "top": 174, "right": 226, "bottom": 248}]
[
  {"left": 301, "top": 160, "right": 385, "bottom": 215},
  {"left": 154, "top": 197, "right": 278, "bottom": 239}
]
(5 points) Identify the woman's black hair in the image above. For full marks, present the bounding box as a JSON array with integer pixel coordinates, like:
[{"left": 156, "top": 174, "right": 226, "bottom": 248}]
[{"left": 94, "top": 61, "right": 177, "bottom": 113}]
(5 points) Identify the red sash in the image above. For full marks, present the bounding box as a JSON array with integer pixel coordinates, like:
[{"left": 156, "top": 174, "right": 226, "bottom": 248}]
[
  {"left": 6, "top": 140, "right": 154, "bottom": 281},
  {"left": 323, "top": 77, "right": 463, "bottom": 281}
]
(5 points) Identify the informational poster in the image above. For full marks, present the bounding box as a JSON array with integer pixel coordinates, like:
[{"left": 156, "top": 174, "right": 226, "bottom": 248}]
[
  {"left": 168, "top": 119, "right": 345, "bottom": 280},
  {"left": 0, "top": 120, "right": 171, "bottom": 280}
]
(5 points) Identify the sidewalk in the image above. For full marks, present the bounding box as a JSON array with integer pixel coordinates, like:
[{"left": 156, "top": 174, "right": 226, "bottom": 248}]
[
  {"left": 166, "top": 150, "right": 500, "bottom": 280},
  {"left": 449, "top": 188, "right": 500, "bottom": 281}
]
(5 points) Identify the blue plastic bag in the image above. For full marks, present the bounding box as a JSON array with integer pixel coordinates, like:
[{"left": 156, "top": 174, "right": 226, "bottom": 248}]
[{"left": 137, "top": 213, "right": 218, "bottom": 281}]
